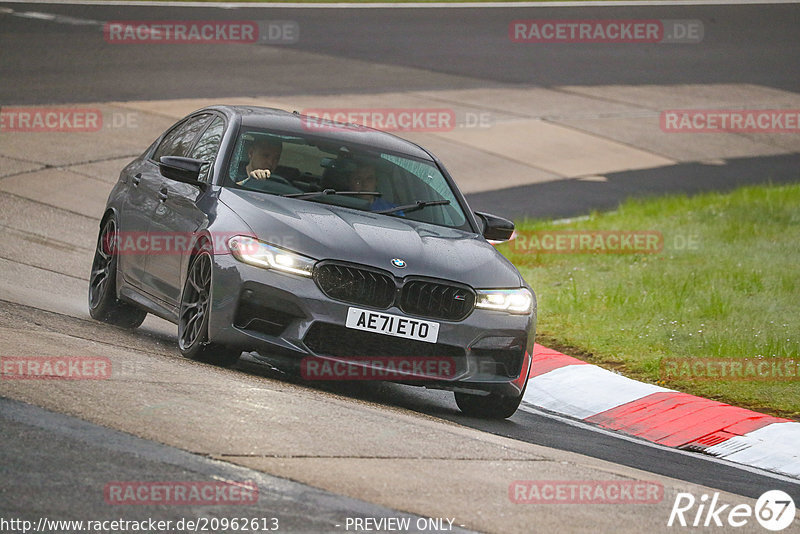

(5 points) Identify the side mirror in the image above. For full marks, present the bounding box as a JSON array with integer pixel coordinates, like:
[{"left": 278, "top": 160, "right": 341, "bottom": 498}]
[
  {"left": 159, "top": 156, "right": 207, "bottom": 187},
  {"left": 475, "top": 211, "right": 515, "bottom": 242}
]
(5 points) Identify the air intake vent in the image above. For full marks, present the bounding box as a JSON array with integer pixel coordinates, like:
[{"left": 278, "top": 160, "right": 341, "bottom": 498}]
[
  {"left": 314, "top": 262, "right": 396, "bottom": 309},
  {"left": 399, "top": 280, "right": 475, "bottom": 321}
]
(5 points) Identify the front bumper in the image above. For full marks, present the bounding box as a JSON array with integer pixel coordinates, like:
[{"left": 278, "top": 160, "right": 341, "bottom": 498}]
[{"left": 208, "top": 254, "right": 536, "bottom": 397}]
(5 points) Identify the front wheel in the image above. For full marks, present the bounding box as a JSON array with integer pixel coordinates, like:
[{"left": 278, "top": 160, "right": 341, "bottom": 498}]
[
  {"left": 178, "top": 251, "right": 241, "bottom": 367},
  {"left": 454, "top": 386, "right": 526, "bottom": 419},
  {"left": 88, "top": 217, "right": 147, "bottom": 329}
]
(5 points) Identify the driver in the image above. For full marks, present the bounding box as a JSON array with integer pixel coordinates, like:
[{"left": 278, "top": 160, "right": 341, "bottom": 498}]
[{"left": 235, "top": 137, "right": 282, "bottom": 186}]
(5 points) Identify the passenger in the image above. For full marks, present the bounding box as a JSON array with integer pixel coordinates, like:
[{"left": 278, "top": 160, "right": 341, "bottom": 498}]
[{"left": 347, "top": 162, "right": 397, "bottom": 212}]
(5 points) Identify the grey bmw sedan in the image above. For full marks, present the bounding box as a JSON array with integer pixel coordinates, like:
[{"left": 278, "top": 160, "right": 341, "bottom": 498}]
[{"left": 89, "top": 105, "right": 536, "bottom": 418}]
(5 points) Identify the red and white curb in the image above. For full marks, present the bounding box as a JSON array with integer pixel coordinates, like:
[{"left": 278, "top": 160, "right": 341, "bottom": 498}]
[{"left": 522, "top": 344, "right": 800, "bottom": 478}]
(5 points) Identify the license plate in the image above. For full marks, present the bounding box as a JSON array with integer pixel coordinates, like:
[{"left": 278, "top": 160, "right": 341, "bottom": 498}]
[{"left": 345, "top": 307, "right": 440, "bottom": 344}]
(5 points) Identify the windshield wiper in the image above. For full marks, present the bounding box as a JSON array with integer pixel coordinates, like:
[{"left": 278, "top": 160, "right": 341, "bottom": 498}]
[
  {"left": 377, "top": 199, "right": 450, "bottom": 215},
  {"left": 283, "top": 189, "right": 381, "bottom": 200}
]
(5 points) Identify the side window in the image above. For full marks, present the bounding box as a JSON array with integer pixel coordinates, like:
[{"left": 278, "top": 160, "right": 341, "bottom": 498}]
[
  {"left": 152, "top": 114, "right": 211, "bottom": 161},
  {"left": 190, "top": 116, "right": 225, "bottom": 183}
]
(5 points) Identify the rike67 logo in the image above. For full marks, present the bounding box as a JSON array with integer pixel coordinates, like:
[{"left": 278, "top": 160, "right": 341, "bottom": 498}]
[{"left": 668, "top": 490, "right": 796, "bottom": 531}]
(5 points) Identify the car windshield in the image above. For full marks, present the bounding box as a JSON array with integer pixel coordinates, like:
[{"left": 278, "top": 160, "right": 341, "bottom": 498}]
[{"left": 225, "top": 128, "right": 470, "bottom": 230}]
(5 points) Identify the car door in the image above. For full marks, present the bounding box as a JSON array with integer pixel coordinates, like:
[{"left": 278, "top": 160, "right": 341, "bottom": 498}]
[
  {"left": 117, "top": 132, "right": 185, "bottom": 289},
  {"left": 146, "top": 114, "right": 226, "bottom": 307},
  {"left": 134, "top": 113, "right": 213, "bottom": 303}
]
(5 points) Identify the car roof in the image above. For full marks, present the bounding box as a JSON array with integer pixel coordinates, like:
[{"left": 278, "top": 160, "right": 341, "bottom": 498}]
[{"left": 204, "top": 105, "right": 435, "bottom": 161}]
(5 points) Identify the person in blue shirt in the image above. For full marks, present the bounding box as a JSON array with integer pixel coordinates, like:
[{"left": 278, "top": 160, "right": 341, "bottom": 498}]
[{"left": 347, "top": 162, "right": 397, "bottom": 212}]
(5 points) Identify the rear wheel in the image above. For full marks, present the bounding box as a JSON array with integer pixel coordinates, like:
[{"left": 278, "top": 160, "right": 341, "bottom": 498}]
[
  {"left": 455, "top": 385, "right": 526, "bottom": 420},
  {"left": 178, "top": 250, "right": 241, "bottom": 367},
  {"left": 88, "top": 217, "right": 147, "bottom": 329}
]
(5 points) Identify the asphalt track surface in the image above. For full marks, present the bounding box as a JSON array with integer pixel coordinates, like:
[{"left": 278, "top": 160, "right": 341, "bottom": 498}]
[
  {"left": 2, "top": 299, "right": 799, "bottom": 519},
  {"left": 2, "top": 2, "right": 799, "bottom": 219},
  {"left": 1, "top": 2, "right": 799, "bottom": 104},
  {"left": 2, "top": 1, "right": 800, "bottom": 531},
  {"left": 468, "top": 151, "right": 800, "bottom": 219},
  {"left": 2, "top": 395, "right": 459, "bottom": 533}
]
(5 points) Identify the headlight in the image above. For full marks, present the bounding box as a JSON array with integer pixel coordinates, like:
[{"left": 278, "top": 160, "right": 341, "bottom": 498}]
[
  {"left": 227, "top": 236, "right": 315, "bottom": 277},
  {"left": 475, "top": 288, "right": 533, "bottom": 315}
]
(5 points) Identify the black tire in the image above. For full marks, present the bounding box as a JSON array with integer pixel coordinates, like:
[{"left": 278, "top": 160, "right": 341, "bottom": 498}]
[
  {"left": 178, "top": 250, "right": 241, "bottom": 367},
  {"left": 88, "top": 217, "right": 147, "bottom": 329},
  {"left": 455, "top": 386, "right": 526, "bottom": 420}
]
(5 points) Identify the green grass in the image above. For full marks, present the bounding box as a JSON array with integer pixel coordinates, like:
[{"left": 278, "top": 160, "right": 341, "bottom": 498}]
[{"left": 497, "top": 183, "right": 800, "bottom": 419}]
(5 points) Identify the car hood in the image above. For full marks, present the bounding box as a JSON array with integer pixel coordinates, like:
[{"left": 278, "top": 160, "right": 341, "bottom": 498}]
[{"left": 219, "top": 189, "right": 523, "bottom": 288}]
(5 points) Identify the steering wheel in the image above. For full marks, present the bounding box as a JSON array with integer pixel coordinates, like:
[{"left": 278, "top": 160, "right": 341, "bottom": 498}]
[{"left": 268, "top": 173, "right": 292, "bottom": 186}]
